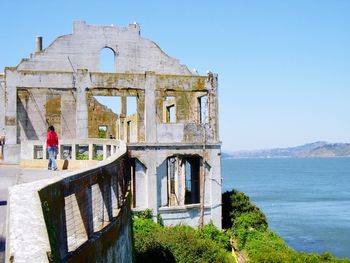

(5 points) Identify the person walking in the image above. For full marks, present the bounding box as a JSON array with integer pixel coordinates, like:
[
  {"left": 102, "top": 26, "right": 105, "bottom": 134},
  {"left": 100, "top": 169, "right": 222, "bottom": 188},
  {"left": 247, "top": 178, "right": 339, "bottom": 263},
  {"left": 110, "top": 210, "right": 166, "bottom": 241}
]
[{"left": 46, "top": 125, "right": 59, "bottom": 171}]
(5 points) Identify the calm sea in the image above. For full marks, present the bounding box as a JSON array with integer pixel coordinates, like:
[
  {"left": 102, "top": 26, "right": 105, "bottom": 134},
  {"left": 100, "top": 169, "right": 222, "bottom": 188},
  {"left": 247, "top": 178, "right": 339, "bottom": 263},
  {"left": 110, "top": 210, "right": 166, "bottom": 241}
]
[{"left": 222, "top": 157, "right": 350, "bottom": 258}]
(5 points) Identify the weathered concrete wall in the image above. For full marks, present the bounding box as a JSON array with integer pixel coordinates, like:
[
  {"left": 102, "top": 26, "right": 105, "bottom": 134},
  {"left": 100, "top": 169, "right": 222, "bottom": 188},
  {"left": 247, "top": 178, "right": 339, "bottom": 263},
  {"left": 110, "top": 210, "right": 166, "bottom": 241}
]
[
  {"left": 159, "top": 205, "right": 212, "bottom": 228},
  {"left": 88, "top": 97, "right": 118, "bottom": 138},
  {"left": 6, "top": 142, "right": 133, "bottom": 262},
  {"left": 129, "top": 144, "right": 222, "bottom": 229},
  {"left": 0, "top": 74, "right": 5, "bottom": 136},
  {"left": 17, "top": 21, "right": 192, "bottom": 75},
  {"left": 134, "top": 159, "right": 147, "bottom": 208},
  {"left": 17, "top": 88, "right": 76, "bottom": 141},
  {"left": 1, "top": 21, "right": 222, "bottom": 230}
]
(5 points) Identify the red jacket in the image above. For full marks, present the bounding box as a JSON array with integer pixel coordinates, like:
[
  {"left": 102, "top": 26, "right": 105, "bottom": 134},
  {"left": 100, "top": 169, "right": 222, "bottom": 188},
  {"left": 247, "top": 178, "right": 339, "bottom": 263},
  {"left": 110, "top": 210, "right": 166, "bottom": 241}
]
[{"left": 46, "top": 131, "right": 58, "bottom": 147}]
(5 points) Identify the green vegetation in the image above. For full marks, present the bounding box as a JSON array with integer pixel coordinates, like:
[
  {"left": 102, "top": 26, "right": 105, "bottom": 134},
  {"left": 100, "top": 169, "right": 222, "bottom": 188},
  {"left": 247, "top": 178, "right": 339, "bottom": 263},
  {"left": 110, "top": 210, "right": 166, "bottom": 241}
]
[
  {"left": 76, "top": 152, "right": 88, "bottom": 160},
  {"left": 133, "top": 191, "right": 350, "bottom": 263},
  {"left": 98, "top": 129, "right": 107, "bottom": 138},
  {"left": 133, "top": 209, "right": 233, "bottom": 263},
  {"left": 223, "top": 189, "right": 350, "bottom": 263},
  {"left": 92, "top": 145, "right": 104, "bottom": 161}
]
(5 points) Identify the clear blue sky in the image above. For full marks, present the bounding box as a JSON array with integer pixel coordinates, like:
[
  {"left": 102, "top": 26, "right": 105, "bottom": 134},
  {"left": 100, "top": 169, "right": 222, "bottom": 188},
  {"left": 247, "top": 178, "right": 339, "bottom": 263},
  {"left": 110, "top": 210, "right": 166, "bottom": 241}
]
[{"left": 1, "top": 1, "right": 349, "bottom": 151}]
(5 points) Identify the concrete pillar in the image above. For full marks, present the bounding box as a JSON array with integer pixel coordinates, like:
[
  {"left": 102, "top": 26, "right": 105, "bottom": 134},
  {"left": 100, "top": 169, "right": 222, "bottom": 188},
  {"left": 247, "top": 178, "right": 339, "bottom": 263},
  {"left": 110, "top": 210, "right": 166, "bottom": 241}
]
[
  {"left": 103, "top": 144, "right": 107, "bottom": 160},
  {"left": 209, "top": 149, "right": 222, "bottom": 229},
  {"left": 0, "top": 77, "right": 5, "bottom": 133},
  {"left": 61, "top": 91, "right": 76, "bottom": 139},
  {"left": 120, "top": 96, "right": 126, "bottom": 117},
  {"left": 88, "top": 143, "right": 93, "bottom": 160},
  {"left": 57, "top": 145, "right": 61, "bottom": 160},
  {"left": 4, "top": 69, "right": 18, "bottom": 145},
  {"left": 119, "top": 96, "right": 126, "bottom": 141},
  {"left": 205, "top": 72, "right": 219, "bottom": 142},
  {"left": 76, "top": 69, "right": 90, "bottom": 139},
  {"left": 3, "top": 68, "right": 20, "bottom": 163},
  {"left": 136, "top": 92, "right": 145, "bottom": 142},
  {"left": 134, "top": 159, "right": 147, "bottom": 208},
  {"left": 144, "top": 71, "right": 157, "bottom": 143},
  {"left": 72, "top": 144, "right": 76, "bottom": 160}
]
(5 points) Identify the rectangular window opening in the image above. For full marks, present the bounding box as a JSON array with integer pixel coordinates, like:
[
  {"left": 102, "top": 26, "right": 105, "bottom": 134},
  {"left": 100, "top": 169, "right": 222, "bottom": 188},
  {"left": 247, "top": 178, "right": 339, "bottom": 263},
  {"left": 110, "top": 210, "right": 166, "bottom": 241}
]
[
  {"left": 126, "top": 96, "right": 137, "bottom": 142},
  {"left": 163, "top": 96, "right": 176, "bottom": 123},
  {"left": 34, "top": 145, "right": 44, "bottom": 159},
  {"left": 98, "top": 125, "right": 108, "bottom": 139},
  {"left": 92, "top": 144, "right": 103, "bottom": 161},
  {"left": 184, "top": 157, "right": 200, "bottom": 205},
  {"left": 167, "top": 157, "right": 177, "bottom": 206},
  {"left": 91, "top": 96, "right": 120, "bottom": 139},
  {"left": 61, "top": 145, "right": 72, "bottom": 160},
  {"left": 198, "top": 95, "right": 208, "bottom": 124},
  {"left": 76, "top": 144, "right": 89, "bottom": 160}
]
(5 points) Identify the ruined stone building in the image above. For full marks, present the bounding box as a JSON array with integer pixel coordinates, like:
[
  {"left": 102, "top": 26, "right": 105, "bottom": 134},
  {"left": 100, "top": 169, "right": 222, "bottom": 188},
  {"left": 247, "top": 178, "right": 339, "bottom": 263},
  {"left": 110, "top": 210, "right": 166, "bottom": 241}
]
[{"left": 0, "top": 21, "right": 222, "bottom": 228}]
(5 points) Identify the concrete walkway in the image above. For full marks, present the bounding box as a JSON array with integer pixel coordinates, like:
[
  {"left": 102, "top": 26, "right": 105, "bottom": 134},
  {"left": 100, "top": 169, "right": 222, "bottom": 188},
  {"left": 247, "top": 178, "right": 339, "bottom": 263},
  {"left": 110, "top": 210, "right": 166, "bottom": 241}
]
[{"left": 0, "top": 165, "right": 68, "bottom": 263}]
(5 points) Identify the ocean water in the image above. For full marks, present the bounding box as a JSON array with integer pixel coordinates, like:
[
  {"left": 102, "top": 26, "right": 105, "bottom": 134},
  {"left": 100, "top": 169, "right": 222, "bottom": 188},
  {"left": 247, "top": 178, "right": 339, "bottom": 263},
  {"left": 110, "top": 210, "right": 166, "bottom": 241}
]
[{"left": 222, "top": 157, "right": 350, "bottom": 258}]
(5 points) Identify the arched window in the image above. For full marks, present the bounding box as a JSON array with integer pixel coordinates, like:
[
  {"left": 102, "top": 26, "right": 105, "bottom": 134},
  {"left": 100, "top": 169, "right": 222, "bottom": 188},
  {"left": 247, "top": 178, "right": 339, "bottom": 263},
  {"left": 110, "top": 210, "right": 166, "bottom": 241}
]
[{"left": 99, "top": 47, "right": 116, "bottom": 72}]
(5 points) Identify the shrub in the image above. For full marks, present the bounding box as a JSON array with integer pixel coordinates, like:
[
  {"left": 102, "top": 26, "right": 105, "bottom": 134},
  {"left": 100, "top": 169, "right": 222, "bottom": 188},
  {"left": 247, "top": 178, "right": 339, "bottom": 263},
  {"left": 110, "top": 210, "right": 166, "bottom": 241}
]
[
  {"left": 132, "top": 213, "right": 233, "bottom": 263},
  {"left": 222, "top": 189, "right": 350, "bottom": 263},
  {"left": 134, "top": 208, "right": 153, "bottom": 220},
  {"left": 198, "top": 222, "right": 232, "bottom": 250}
]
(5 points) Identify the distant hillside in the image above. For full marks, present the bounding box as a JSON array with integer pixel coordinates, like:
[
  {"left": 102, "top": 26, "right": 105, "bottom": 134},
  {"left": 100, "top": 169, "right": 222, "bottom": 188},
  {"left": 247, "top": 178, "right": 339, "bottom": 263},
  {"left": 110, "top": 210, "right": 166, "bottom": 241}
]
[{"left": 224, "top": 142, "right": 350, "bottom": 159}]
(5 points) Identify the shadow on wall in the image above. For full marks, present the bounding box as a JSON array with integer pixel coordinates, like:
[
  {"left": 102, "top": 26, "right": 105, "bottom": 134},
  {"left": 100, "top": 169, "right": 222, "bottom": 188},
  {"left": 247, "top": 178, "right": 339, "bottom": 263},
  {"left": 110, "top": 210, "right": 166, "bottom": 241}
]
[
  {"left": 156, "top": 158, "right": 167, "bottom": 207},
  {"left": 17, "top": 97, "right": 39, "bottom": 140}
]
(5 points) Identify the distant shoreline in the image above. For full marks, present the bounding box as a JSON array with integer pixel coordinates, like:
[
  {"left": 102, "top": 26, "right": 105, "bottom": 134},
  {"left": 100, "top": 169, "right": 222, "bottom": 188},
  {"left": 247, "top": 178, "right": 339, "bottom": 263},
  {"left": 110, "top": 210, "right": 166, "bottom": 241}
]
[
  {"left": 223, "top": 141, "right": 350, "bottom": 159},
  {"left": 224, "top": 156, "right": 350, "bottom": 160}
]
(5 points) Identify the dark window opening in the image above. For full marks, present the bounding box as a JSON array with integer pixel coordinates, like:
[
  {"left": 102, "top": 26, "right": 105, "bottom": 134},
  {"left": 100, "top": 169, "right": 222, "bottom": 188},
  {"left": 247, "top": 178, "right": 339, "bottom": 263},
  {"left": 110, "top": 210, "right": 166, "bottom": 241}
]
[
  {"left": 166, "top": 155, "right": 201, "bottom": 206},
  {"left": 167, "top": 157, "right": 177, "bottom": 206},
  {"left": 198, "top": 95, "right": 208, "bottom": 124},
  {"left": 184, "top": 157, "right": 200, "bottom": 205},
  {"left": 127, "top": 121, "right": 131, "bottom": 143}
]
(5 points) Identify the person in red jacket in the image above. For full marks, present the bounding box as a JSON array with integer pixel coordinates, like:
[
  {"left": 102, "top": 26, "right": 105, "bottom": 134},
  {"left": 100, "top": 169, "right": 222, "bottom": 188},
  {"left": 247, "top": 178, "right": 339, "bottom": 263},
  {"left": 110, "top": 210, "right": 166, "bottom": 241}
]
[{"left": 46, "top": 125, "right": 59, "bottom": 171}]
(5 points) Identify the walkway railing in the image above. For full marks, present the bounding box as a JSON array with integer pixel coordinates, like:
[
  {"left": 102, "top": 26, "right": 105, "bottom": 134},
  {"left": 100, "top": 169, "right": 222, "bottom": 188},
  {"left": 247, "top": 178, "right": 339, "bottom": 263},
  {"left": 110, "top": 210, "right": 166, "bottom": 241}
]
[
  {"left": 6, "top": 141, "right": 134, "bottom": 262},
  {"left": 21, "top": 139, "right": 122, "bottom": 161}
]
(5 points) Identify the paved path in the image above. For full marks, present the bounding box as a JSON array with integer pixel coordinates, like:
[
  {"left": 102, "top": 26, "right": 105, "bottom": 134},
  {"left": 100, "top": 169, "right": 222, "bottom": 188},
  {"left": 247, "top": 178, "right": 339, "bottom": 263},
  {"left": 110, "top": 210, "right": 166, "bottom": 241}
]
[{"left": 0, "top": 165, "right": 68, "bottom": 263}]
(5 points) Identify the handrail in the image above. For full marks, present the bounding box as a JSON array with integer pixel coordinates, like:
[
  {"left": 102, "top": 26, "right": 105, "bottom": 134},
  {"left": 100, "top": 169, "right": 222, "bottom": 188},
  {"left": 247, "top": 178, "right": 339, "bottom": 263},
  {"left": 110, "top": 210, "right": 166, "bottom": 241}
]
[{"left": 21, "top": 138, "right": 122, "bottom": 161}]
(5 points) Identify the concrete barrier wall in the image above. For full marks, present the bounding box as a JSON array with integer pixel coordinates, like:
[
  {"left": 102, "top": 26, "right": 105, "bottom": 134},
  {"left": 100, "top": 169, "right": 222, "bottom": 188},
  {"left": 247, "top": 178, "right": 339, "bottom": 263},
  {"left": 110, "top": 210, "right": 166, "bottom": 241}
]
[
  {"left": 20, "top": 138, "right": 122, "bottom": 170},
  {"left": 6, "top": 142, "right": 133, "bottom": 262}
]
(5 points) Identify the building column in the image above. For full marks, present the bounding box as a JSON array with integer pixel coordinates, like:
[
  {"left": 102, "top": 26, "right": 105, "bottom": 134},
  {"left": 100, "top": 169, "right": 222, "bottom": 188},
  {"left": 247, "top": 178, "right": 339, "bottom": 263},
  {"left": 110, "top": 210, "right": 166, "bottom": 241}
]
[
  {"left": 206, "top": 72, "right": 219, "bottom": 142},
  {"left": 76, "top": 69, "right": 90, "bottom": 139},
  {"left": 0, "top": 76, "right": 5, "bottom": 136},
  {"left": 144, "top": 71, "right": 157, "bottom": 143},
  {"left": 3, "top": 68, "right": 20, "bottom": 163},
  {"left": 4, "top": 68, "right": 18, "bottom": 145},
  {"left": 146, "top": 151, "right": 158, "bottom": 220},
  {"left": 119, "top": 96, "right": 126, "bottom": 140}
]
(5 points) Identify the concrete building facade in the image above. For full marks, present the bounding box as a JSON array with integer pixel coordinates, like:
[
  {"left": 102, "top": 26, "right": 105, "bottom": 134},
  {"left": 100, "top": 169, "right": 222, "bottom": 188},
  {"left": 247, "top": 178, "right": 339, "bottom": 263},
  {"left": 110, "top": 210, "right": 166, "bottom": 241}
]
[{"left": 0, "top": 21, "right": 222, "bottom": 228}]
